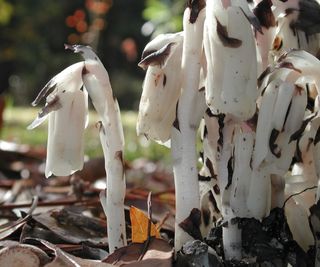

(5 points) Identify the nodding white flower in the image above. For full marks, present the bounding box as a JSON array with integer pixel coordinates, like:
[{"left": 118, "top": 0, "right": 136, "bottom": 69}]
[
  {"left": 30, "top": 45, "right": 127, "bottom": 252},
  {"left": 66, "top": 44, "right": 127, "bottom": 253},
  {"left": 253, "top": 79, "right": 307, "bottom": 172},
  {"left": 136, "top": 32, "right": 183, "bottom": 143},
  {"left": 28, "top": 62, "right": 88, "bottom": 178},
  {"left": 204, "top": 0, "right": 258, "bottom": 121},
  {"left": 284, "top": 111, "right": 320, "bottom": 252},
  {"left": 252, "top": 49, "right": 320, "bottom": 173}
]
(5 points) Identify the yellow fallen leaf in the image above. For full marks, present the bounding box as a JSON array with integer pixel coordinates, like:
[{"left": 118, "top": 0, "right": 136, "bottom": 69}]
[{"left": 130, "top": 206, "right": 160, "bottom": 243}]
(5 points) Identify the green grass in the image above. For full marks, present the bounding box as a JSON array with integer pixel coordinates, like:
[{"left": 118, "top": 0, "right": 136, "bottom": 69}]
[{"left": 1, "top": 107, "right": 171, "bottom": 164}]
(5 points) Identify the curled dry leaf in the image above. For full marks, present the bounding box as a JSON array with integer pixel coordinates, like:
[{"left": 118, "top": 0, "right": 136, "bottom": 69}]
[
  {"left": 0, "top": 243, "right": 51, "bottom": 266},
  {"left": 31, "top": 208, "right": 108, "bottom": 246},
  {"left": 104, "top": 238, "right": 173, "bottom": 267},
  {"left": 0, "top": 196, "right": 38, "bottom": 240},
  {"left": 23, "top": 239, "right": 112, "bottom": 267},
  {"left": 130, "top": 206, "right": 160, "bottom": 243}
]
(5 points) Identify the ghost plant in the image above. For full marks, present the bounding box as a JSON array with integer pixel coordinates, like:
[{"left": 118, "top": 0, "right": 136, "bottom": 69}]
[
  {"left": 29, "top": 45, "right": 126, "bottom": 253},
  {"left": 28, "top": 0, "right": 320, "bottom": 263},
  {"left": 138, "top": 0, "right": 206, "bottom": 252},
  {"left": 137, "top": 0, "right": 320, "bottom": 263}
]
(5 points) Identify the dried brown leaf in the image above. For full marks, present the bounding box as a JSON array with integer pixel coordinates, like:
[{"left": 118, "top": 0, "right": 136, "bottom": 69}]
[{"left": 104, "top": 238, "right": 173, "bottom": 267}]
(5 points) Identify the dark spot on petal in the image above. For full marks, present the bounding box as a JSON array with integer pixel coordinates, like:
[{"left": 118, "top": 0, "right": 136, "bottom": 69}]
[
  {"left": 216, "top": 17, "right": 242, "bottom": 48},
  {"left": 178, "top": 208, "right": 203, "bottom": 240},
  {"left": 203, "top": 125, "right": 208, "bottom": 138},
  {"left": 246, "top": 109, "right": 258, "bottom": 132},
  {"left": 202, "top": 208, "right": 211, "bottom": 227},
  {"left": 205, "top": 158, "right": 217, "bottom": 180},
  {"left": 282, "top": 100, "right": 292, "bottom": 131},
  {"left": 225, "top": 155, "right": 234, "bottom": 190},
  {"left": 173, "top": 101, "right": 180, "bottom": 131},
  {"left": 306, "top": 83, "right": 315, "bottom": 112},
  {"left": 277, "top": 61, "right": 302, "bottom": 73},
  {"left": 208, "top": 190, "right": 220, "bottom": 213},
  {"left": 38, "top": 95, "right": 62, "bottom": 118},
  {"left": 32, "top": 81, "right": 57, "bottom": 106},
  {"left": 269, "top": 129, "right": 281, "bottom": 158},
  {"left": 253, "top": 0, "right": 276, "bottom": 29},
  {"left": 187, "top": 0, "right": 206, "bottom": 24},
  {"left": 216, "top": 114, "right": 225, "bottom": 148},
  {"left": 205, "top": 108, "right": 214, "bottom": 117},
  {"left": 162, "top": 74, "right": 167, "bottom": 87},
  {"left": 198, "top": 86, "right": 205, "bottom": 92},
  {"left": 138, "top": 42, "right": 176, "bottom": 70},
  {"left": 82, "top": 66, "right": 89, "bottom": 75},
  {"left": 198, "top": 174, "right": 212, "bottom": 181},
  {"left": 289, "top": 113, "right": 317, "bottom": 143},
  {"left": 213, "top": 184, "right": 220, "bottom": 195}
]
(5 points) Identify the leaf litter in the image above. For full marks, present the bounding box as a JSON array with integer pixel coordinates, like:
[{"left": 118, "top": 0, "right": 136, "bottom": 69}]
[{"left": 0, "top": 141, "right": 175, "bottom": 266}]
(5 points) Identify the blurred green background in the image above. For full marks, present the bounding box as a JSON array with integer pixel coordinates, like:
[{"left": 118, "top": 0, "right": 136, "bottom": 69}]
[
  {"left": 0, "top": 0, "right": 185, "bottom": 162},
  {"left": 0, "top": 0, "right": 184, "bottom": 108}
]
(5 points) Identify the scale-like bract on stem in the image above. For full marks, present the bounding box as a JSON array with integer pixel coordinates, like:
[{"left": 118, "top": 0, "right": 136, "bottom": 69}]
[
  {"left": 28, "top": 62, "right": 87, "bottom": 178},
  {"left": 137, "top": 32, "right": 183, "bottom": 143}
]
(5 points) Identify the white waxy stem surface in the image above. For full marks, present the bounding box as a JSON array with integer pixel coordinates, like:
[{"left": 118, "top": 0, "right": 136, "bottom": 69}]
[
  {"left": 230, "top": 128, "right": 254, "bottom": 217},
  {"left": 82, "top": 60, "right": 127, "bottom": 252},
  {"left": 246, "top": 167, "right": 271, "bottom": 219},
  {"left": 172, "top": 4, "right": 206, "bottom": 252}
]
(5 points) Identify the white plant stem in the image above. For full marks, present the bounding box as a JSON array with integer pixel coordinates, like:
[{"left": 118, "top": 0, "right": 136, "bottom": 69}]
[
  {"left": 217, "top": 119, "right": 243, "bottom": 260},
  {"left": 82, "top": 60, "right": 127, "bottom": 253},
  {"left": 172, "top": 4, "right": 206, "bottom": 252},
  {"left": 222, "top": 219, "right": 242, "bottom": 261}
]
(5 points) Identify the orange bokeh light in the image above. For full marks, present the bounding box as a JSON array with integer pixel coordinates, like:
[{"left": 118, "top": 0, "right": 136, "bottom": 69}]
[
  {"left": 121, "top": 38, "right": 137, "bottom": 62},
  {"left": 66, "top": 16, "right": 76, "bottom": 28},
  {"left": 76, "top": 20, "right": 88, "bottom": 33},
  {"left": 74, "top": 9, "right": 86, "bottom": 21},
  {"left": 86, "top": 0, "right": 112, "bottom": 15}
]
